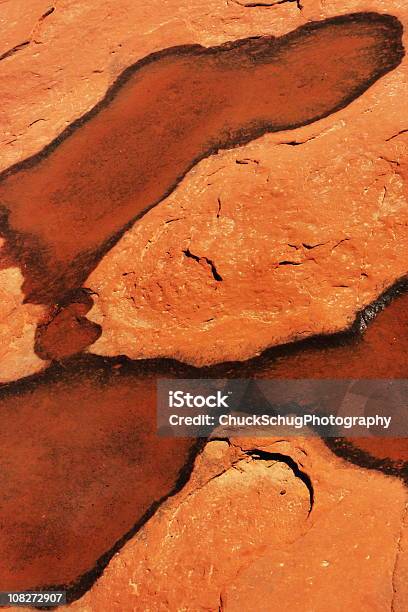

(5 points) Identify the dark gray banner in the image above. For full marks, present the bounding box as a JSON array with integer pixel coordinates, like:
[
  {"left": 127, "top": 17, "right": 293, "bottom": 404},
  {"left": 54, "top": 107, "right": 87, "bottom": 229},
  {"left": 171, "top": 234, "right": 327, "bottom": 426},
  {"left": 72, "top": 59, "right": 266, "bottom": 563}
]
[
  {"left": 0, "top": 592, "right": 66, "bottom": 607},
  {"left": 157, "top": 379, "right": 408, "bottom": 437}
]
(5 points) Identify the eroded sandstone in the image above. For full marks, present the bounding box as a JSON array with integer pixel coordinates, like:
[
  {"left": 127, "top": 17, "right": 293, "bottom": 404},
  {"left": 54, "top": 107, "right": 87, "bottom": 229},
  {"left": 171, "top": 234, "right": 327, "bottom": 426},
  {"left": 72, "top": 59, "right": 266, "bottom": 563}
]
[
  {"left": 84, "top": 3, "right": 408, "bottom": 366},
  {"left": 52, "top": 437, "right": 407, "bottom": 611},
  {"left": 87, "top": 122, "right": 408, "bottom": 365},
  {"left": 0, "top": 2, "right": 406, "bottom": 610},
  {"left": 0, "top": 294, "right": 405, "bottom": 598},
  {"left": 0, "top": 1, "right": 406, "bottom": 375},
  {"left": 0, "top": 255, "right": 47, "bottom": 383}
]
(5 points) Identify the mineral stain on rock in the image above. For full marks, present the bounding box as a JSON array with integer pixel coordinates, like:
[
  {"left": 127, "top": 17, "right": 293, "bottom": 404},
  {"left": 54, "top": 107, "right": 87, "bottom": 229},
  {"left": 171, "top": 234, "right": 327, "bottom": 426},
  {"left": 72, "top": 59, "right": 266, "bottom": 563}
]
[
  {"left": 34, "top": 290, "right": 101, "bottom": 361},
  {"left": 0, "top": 12, "right": 404, "bottom": 315}
]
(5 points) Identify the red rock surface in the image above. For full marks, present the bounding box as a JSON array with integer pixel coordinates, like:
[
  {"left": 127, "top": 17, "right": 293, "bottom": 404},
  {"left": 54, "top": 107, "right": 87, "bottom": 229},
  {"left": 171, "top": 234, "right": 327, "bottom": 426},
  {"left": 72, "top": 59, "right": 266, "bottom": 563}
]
[
  {"left": 235, "top": 288, "right": 408, "bottom": 468},
  {"left": 0, "top": 259, "right": 47, "bottom": 383},
  {"left": 0, "top": 1, "right": 406, "bottom": 610},
  {"left": 84, "top": 5, "right": 408, "bottom": 365},
  {"left": 54, "top": 438, "right": 406, "bottom": 612},
  {"left": 34, "top": 291, "right": 101, "bottom": 361},
  {"left": 0, "top": 0, "right": 406, "bottom": 375},
  {"left": 0, "top": 289, "right": 405, "bottom": 605},
  {"left": 220, "top": 440, "right": 407, "bottom": 612},
  {"left": 3, "top": 14, "right": 403, "bottom": 307},
  {"left": 0, "top": 289, "right": 405, "bottom": 601}
]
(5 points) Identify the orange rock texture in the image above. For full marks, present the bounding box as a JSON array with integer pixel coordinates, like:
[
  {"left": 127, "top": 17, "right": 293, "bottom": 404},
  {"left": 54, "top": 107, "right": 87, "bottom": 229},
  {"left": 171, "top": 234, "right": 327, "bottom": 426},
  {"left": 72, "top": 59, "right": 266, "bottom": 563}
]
[
  {"left": 0, "top": 1, "right": 407, "bottom": 611},
  {"left": 55, "top": 438, "right": 407, "bottom": 611},
  {"left": 0, "top": 254, "right": 47, "bottom": 382},
  {"left": 0, "top": 294, "right": 405, "bottom": 607},
  {"left": 0, "top": 1, "right": 406, "bottom": 375},
  {"left": 82, "top": 1, "right": 408, "bottom": 366},
  {"left": 0, "top": 365, "right": 201, "bottom": 591}
]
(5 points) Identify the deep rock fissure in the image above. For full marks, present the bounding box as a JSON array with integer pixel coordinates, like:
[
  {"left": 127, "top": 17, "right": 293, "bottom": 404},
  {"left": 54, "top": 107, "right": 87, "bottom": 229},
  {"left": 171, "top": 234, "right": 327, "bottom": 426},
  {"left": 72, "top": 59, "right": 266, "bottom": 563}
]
[
  {"left": 183, "top": 248, "right": 223, "bottom": 281},
  {"left": 244, "top": 449, "right": 314, "bottom": 514}
]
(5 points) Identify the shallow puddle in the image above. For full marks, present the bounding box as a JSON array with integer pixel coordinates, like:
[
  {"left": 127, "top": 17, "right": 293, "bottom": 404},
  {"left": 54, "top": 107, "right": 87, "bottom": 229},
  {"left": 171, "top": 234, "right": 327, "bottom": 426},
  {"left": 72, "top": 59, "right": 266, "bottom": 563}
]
[
  {"left": 0, "top": 361, "right": 201, "bottom": 592},
  {"left": 0, "top": 10, "right": 405, "bottom": 601},
  {"left": 0, "top": 290, "right": 406, "bottom": 596},
  {"left": 0, "top": 13, "right": 403, "bottom": 306}
]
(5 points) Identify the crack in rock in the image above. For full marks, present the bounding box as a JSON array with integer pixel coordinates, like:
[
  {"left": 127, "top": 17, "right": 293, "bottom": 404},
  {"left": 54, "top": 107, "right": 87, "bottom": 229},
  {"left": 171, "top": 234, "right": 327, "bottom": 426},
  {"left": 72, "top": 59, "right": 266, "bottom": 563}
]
[
  {"left": 231, "top": 0, "right": 302, "bottom": 9},
  {"left": 183, "top": 248, "right": 223, "bottom": 281},
  {"left": 244, "top": 449, "right": 314, "bottom": 514},
  {"left": 0, "top": 7, "right": 55, "bottom": 62},
  {"left": 386, "top": 129, "right": 408, "bottom": 142},
  {"left": 0, "top": 41, "right": 30, "bottom": 62}
]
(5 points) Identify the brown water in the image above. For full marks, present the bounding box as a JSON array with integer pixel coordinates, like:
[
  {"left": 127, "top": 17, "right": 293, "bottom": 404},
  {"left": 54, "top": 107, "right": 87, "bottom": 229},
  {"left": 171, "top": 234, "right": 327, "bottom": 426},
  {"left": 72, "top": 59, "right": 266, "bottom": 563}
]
[
  {"left": 0, "top": 11, "right": 405, "bottom": 600},
  {"left": 0, "top": 362, "right": 202, "bottom": 593},
  {"left": 233, "top": 285, "right": 408, "bottom": 467},
  {"left": 0, "top": 290, "right": 406, "bottom": 596},
  {"left": 0, "top": 12, "right": 403, "bottom": 306}
]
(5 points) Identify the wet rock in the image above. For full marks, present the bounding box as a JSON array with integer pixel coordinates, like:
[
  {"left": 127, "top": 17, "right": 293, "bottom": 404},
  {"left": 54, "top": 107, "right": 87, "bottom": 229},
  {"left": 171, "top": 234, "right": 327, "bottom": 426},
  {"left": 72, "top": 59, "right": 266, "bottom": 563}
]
[
  {"left": 84, "top": 2, "right": 408, "bottom": 366},
  {"left": 0, "top": 0, "right": 298, "bottom": 380},
  {"left": 0, "top": 362, "right": 200, "bottom": 590},
  {"left": 0, "top": 1, "right": 406, "bottom": 374},
  {"left": 34, "top": 291, "right": 101, "bottom": 361},
  {"left": 0, "top": 0, "right": 305, "bottom": 171},
  {"left": 0, "top": 3, "right": 406, "bottom": 610},
  {"left": 3, "top": 12, "right": 402, "bottom": 305},
  {"left": 238, "top": 289, "right": 408, "bottom": 471}
]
